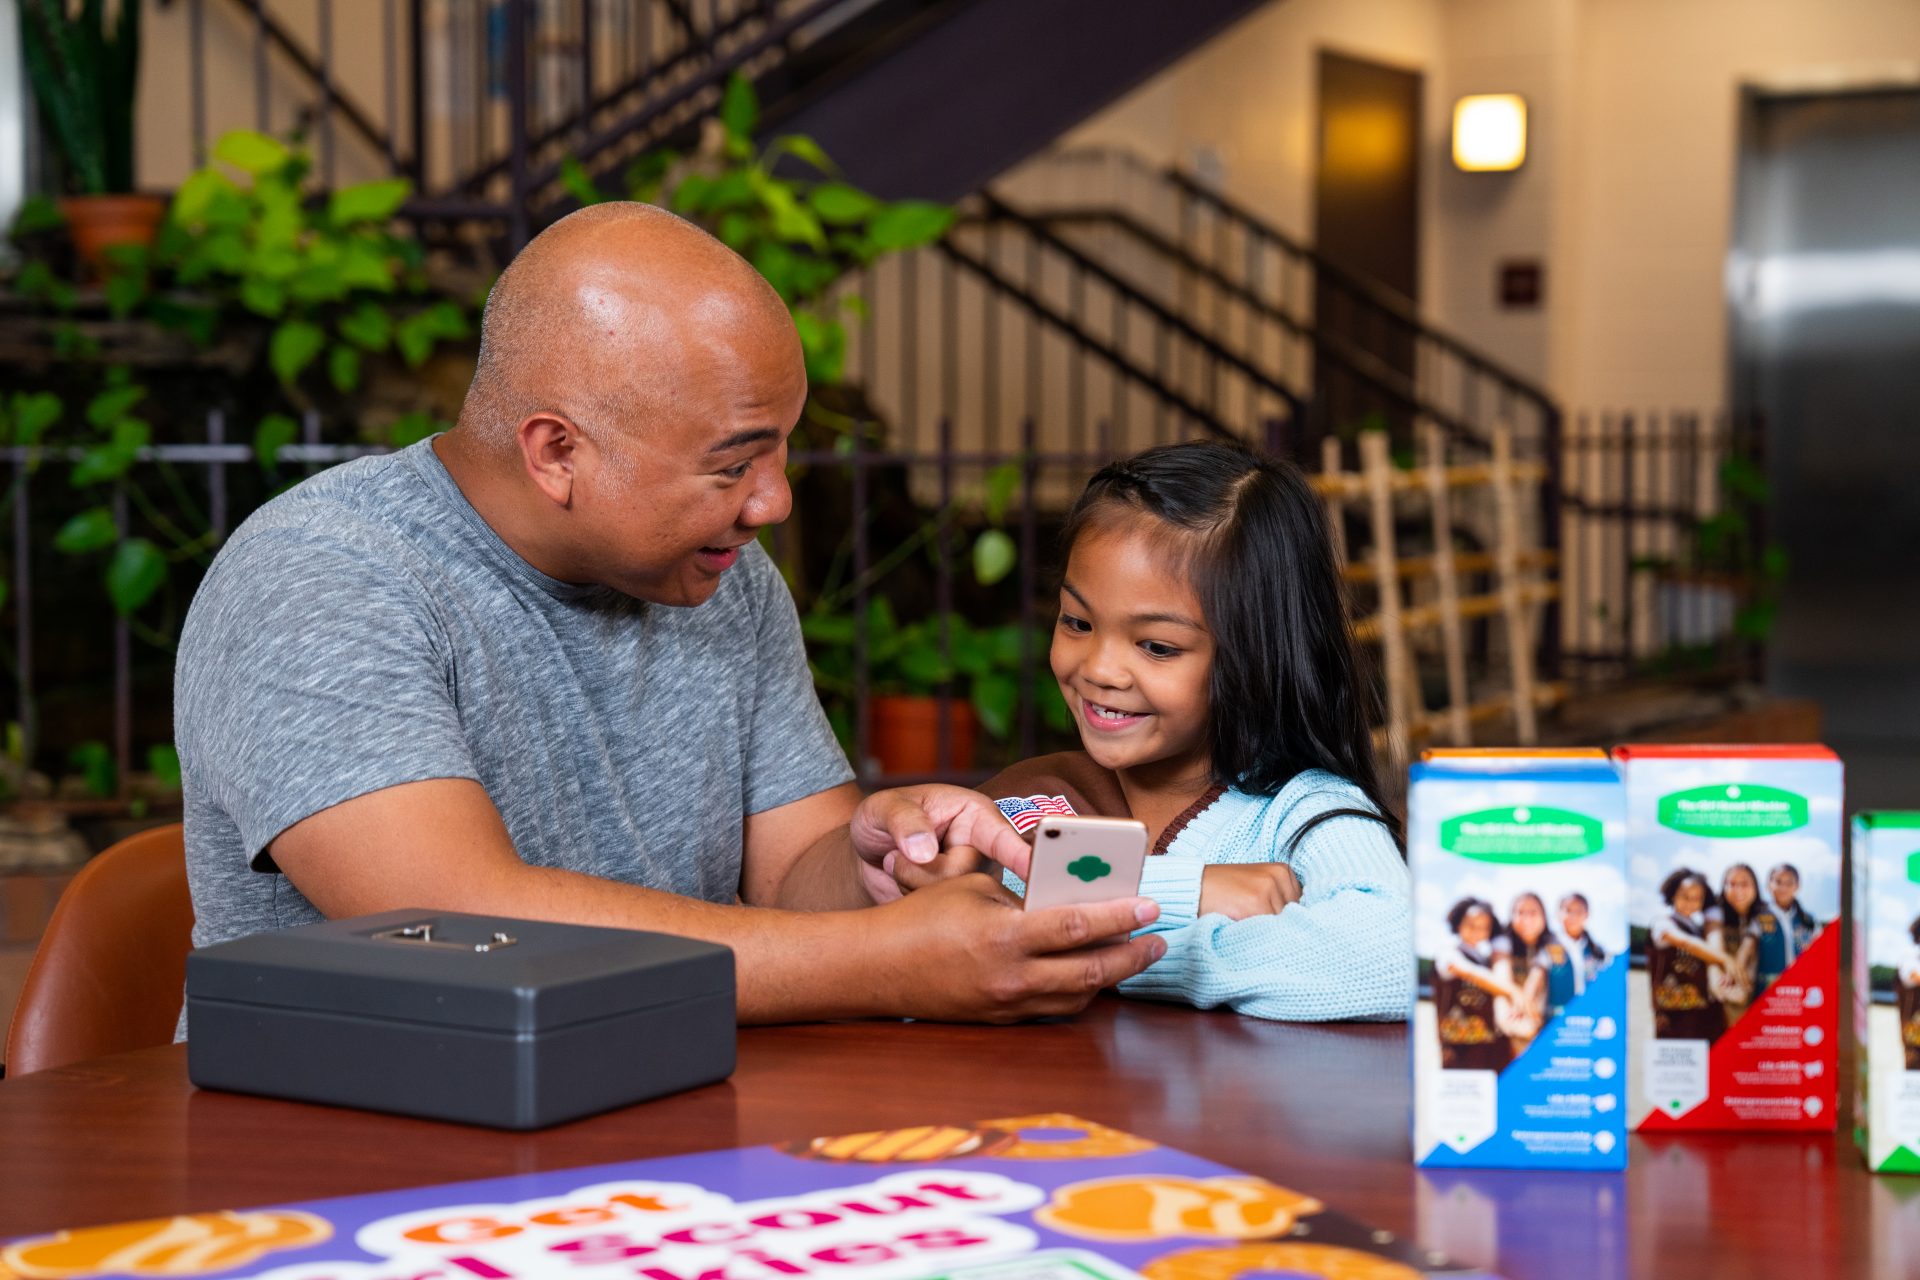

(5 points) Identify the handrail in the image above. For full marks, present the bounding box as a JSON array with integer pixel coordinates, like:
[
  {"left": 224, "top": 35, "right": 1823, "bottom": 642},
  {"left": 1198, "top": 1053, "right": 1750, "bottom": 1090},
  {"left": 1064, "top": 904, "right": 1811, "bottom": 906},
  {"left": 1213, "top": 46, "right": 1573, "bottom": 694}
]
[
  {"left": 1163, "top": 171, "right": 1559, "bottom": 415},
  {"left": 527, "top": 0, "right": 846, "bottom": 199},
  {"left": 935, "top": 239, "right": 1253, "bottom": 444},
  {"left": 453, "top": 0, "right": 789, "bottom": 195},
  {"left": 1046, "top": 146, "right": 1560, "bottom": 416},
  {"left": 221, "top": 0, "right": 401, "bottom": 170},
  {"left": 974, "top": 196, "right": 1506, "bottom": 453},
  {"left": 1024, "top": 205, "right": 1494, "bottom": 449},
  {"left": 970, "top": 194, "right": 1301, "bottom": 409}
]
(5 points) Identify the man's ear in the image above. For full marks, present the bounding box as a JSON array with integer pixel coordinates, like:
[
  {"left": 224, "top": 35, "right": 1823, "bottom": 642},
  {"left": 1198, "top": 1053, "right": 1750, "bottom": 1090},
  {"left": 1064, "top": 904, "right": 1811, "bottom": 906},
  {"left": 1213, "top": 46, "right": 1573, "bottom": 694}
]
[{"left": 518, "top": 413, "right": 578, "bottom": 507}]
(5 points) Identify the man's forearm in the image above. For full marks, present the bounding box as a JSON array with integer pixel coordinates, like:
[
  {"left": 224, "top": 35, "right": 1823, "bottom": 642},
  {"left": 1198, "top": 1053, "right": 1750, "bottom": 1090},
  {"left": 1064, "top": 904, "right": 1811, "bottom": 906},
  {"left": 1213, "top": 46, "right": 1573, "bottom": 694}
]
[
  {"left": 768, "top": 825, "right": 878, "bottom": 912},
  {"left": 383, "top": 860, "right": 890, "bottom": 1022}
]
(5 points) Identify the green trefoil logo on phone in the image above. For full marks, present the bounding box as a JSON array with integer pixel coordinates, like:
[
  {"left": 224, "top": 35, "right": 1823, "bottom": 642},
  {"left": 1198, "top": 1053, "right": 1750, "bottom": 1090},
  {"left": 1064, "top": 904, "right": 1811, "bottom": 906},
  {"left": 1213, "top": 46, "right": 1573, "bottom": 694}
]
[
  {"left": 1658, "top": 784, "right": 1807, "bottom": 837},
  {"left": 1440, "top": 806, "right": 1603, "bottom": 863},
  {"left": 1067, "top": 855, "right": 1112, "bottom": 883}
]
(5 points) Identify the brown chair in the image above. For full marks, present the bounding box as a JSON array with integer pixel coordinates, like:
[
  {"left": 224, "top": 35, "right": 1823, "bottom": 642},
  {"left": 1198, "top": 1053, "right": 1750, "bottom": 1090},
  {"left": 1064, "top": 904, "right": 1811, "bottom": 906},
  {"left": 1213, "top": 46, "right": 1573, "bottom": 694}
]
[{"left": 4, "top": 823, "right": 192, "bottom": 1077}]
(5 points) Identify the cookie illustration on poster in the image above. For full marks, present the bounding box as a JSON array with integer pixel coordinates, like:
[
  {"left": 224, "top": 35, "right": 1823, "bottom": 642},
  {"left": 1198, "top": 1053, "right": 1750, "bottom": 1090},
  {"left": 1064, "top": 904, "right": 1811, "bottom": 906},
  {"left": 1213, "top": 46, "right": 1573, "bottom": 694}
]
[{"left": 0, "top": 1117, "right": 1499, "bottom": 1280}]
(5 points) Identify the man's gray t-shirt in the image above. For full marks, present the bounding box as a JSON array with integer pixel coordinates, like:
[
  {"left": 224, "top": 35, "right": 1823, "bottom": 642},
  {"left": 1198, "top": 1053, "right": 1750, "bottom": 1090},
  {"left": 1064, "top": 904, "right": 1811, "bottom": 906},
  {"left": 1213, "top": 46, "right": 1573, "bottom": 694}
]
[{"left": 175, "top": 438, "right": 853, "bottom": 955}]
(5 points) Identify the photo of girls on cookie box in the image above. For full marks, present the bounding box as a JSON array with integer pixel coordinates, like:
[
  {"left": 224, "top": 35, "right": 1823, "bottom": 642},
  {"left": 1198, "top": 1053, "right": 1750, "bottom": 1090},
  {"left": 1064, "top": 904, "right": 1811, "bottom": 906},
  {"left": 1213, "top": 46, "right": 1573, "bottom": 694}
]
[
  {"left": 1854, "top": 811, "right": 1920, "bottom": 1174},
  {"left": 1411, "top": 750, "right": 1628, "bottom": 1171},
  {"left": 1616, "top": 744, "right": 1843, "bottom": 1133}
]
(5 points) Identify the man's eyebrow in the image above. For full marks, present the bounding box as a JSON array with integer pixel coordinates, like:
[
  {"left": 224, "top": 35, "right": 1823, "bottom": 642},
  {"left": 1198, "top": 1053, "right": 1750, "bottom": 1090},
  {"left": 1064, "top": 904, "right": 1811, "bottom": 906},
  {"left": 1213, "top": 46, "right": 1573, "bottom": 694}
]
[
  {"left": 704, "top": 427, "right": 784, "bottom": 457},
  {"left": 1061, "top": 581, "right": 1204, "bottom": 630}
]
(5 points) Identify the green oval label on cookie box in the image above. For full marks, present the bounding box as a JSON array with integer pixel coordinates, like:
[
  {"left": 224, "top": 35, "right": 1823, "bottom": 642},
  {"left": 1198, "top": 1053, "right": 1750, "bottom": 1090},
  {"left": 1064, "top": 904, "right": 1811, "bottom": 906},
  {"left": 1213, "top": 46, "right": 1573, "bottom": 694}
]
[
  {"left": 1440, "top": 806, "right": 1604, "bottom": 862},
  {"left": 1658, "top": 784, "right": 1807, "bottom": 837}
]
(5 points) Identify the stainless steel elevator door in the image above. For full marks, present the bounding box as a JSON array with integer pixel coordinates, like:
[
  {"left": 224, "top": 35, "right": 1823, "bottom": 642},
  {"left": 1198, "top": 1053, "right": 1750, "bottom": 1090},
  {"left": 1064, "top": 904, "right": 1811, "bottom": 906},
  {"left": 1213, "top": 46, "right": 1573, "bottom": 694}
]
[{"left": 1731, "top": 87, "right": 1920, "bottom": 805}]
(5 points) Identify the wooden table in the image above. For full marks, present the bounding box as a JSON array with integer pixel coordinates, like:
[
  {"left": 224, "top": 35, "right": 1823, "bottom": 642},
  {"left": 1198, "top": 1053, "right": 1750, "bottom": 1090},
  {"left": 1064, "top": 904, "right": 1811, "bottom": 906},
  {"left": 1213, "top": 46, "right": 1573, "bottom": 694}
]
[{"left": 0, "top": 1000, "right": 1903, "bottom": 1278}]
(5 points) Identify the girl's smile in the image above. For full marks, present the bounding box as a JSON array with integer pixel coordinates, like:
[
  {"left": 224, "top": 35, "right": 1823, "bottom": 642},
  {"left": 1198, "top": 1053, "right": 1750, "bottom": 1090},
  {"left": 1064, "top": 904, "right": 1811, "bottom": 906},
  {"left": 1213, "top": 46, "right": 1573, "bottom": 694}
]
[
  {"left": 1080, "top": 699, "right": 1150, "bottom": 731},
  {"left": 1052, "top": 524, "right": 1215, "bottom": 784},
  {"left": 1458, "top": 910, "right": 1493, "bottom": 948},
  {"left": 1723, "top": 866, "right": 1759, "bottom": 914},
  {"left": 1511, "top": 895, "right": 1546, "bottom": 944}
]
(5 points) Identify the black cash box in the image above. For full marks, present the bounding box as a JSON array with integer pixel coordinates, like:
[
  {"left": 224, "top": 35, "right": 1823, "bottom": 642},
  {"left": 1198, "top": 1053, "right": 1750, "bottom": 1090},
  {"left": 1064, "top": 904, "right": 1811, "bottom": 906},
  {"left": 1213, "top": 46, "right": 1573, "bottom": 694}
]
[{"left": 186, "top": 908, "right": 736, "bottom": 1129}]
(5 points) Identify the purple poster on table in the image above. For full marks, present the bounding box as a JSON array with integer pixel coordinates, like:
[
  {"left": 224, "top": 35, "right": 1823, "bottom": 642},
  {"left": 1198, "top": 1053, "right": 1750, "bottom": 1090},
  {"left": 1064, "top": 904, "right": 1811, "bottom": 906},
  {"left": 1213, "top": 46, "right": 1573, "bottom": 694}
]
[{"left": 0, "top": 1113, "right": 1499, "bottom": 1280}]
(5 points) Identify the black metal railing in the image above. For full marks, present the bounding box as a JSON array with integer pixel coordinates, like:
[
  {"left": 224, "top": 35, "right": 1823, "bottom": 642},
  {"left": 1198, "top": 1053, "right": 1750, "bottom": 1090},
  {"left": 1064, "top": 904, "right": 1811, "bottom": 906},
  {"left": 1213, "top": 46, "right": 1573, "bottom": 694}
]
[
  {"left": 988, "top": 148, "right": 1566, "bottom": 677},
  {"left": 186, "top": 0, "right": 858, "bottom": 249},
  {"left": 42, "top": 2, "right": 1774, "bottom": 799},
  {"left": 1558, "top": 409, "right": 1768, "bottom": 685},
  {"left": 1000, "top": 148, "right": 1562, "bottom": 449},
  {"left": 4, "top": 412, "right": 1627, "bottom": 801}
]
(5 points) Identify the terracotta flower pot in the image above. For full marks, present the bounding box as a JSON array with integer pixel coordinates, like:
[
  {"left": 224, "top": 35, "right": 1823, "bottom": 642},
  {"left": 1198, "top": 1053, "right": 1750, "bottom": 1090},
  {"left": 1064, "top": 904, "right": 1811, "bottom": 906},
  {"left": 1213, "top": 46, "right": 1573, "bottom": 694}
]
[
  {"left": 867, "top": 695, "right": 978, "bottom": 776},
  {"left": 59, "top": 194, "right": 168, "bottom": 274}
]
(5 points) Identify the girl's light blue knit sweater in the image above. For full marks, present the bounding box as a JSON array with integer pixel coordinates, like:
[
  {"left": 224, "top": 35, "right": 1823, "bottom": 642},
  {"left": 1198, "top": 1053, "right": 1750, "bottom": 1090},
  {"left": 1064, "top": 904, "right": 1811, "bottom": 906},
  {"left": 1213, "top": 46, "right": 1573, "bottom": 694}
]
[{"left": 1006, "top": 769, "right": 1412, "bottom": 1022}]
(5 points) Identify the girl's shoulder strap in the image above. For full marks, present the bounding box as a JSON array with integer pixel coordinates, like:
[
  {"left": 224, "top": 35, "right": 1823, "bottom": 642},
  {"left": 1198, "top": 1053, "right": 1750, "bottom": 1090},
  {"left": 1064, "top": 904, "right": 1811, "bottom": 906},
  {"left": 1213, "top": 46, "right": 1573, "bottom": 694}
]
[
  {"left": 1275, "top": 767, "right": 1379, "bottom": 810},
  {"left": 1253, "top": 768, "right": 1390, "bottom": 846}
]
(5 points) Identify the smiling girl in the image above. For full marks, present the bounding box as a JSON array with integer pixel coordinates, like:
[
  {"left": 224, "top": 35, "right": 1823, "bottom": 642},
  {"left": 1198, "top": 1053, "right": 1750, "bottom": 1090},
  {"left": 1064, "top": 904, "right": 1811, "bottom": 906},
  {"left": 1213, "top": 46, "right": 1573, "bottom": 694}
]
[
  {"left": 976, "top": 441, "right": 1410, "bottom": 1021},
  {"left": 1649, "top": 868, "right": 1737, "bottom": 1042},
  {"left": 1499, "top": 892, "right": 1551, "bottom": 1050},
  {"left": 1713, "top": 862, "right": 1762, "bottom": 1020}
]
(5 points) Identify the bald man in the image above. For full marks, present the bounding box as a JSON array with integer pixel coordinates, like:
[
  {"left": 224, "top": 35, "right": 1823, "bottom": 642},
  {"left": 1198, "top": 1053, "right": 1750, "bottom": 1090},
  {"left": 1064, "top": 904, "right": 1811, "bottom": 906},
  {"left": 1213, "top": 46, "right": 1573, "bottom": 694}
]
[{"left": 174, "top": 204, "right": 1164, "bottom": 1025}]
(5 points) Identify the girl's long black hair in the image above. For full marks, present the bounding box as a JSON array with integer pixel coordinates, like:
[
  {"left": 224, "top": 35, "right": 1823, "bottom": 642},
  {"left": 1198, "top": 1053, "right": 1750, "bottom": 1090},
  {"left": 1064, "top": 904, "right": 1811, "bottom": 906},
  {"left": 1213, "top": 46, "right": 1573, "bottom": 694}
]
[{"left": 1059, "top": 440, "right": 1396, "bottom": 845}]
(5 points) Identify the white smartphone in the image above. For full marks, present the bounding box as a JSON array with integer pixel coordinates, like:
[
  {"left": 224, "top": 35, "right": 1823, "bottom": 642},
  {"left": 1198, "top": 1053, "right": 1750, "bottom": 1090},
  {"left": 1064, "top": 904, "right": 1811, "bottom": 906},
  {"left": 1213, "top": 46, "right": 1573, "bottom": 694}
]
[{"left": 1023, "top": 816, "right": 1150, "bottom": 911}]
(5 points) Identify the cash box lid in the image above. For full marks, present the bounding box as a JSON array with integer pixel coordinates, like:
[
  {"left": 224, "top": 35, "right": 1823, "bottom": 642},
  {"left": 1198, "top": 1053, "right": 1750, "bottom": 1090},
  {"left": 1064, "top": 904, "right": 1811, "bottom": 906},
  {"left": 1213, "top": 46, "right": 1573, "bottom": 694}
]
[{"left": 187, "top": 909, "right": 734, "bottom": 1035}]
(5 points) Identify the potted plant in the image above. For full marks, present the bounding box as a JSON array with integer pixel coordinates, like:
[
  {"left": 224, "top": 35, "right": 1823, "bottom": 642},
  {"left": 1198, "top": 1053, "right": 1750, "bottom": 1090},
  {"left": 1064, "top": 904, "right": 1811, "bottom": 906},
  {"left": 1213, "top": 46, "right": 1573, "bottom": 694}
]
[
  {"left": 573, "top": 72, "right": 955, "bottom": 405},
  {"left": 1642, "top": 455, "right": 1786, "bottom": 657},
  {"left": 18, "top": 0, "right": 164, "bottom": 269},
  {"left": 804, "top": 599, "right": 1070, "bottom": 776}
]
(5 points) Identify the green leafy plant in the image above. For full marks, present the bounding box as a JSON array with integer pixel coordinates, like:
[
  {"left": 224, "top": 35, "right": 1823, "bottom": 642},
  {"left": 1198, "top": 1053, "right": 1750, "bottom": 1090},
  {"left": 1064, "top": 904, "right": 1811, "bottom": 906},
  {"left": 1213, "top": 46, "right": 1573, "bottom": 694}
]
[
  {"left": 0, "top": 131, "right": 475, "bottom": 627},
  {"left": 803, "top": 598, "right": 1070, "bottom": 746},
  {"left": 151, "top": 131, "right": 469, "bottom": 405},
  {"left": 798, "top": 459, "right": 1069, "bottom": 752},
  {"left": 17, "top": 0, "right": 141, "bottom": 194},
  {"left": 0, "top": 129, "right": 475, "bottom": 809},
  {"left": 1632, "top": 453, "right": 1787, "bottom": 652},
  {"left": 574, "top": 73, "right": 955, "bottom": 390},
  {"left": 1699, "top": 456, "right": 1787, "bottom": 641},
  {"left": 65, "top": 739, "right": 115, "bottom": 799}
]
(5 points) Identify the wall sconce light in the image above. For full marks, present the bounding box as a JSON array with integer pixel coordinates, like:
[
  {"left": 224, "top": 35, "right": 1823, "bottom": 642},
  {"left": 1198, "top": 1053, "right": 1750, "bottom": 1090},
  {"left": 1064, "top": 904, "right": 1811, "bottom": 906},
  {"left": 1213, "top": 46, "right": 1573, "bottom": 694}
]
[{"left": 1452, "top": 94, "right": 1527, "bottom": 172}]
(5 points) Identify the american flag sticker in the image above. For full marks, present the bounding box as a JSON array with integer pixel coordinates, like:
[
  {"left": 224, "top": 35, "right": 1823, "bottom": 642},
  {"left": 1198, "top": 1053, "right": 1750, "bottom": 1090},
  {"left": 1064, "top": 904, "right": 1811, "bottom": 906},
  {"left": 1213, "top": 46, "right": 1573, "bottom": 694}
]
[{"left": 995, "top": 793, "right": 1078, "bottom": 833}]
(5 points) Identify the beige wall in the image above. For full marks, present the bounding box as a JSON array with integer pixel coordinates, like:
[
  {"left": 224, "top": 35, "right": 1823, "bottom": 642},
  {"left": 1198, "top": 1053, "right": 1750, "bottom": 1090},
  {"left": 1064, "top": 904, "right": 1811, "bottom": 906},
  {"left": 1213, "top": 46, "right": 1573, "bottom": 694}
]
[
  {"left": 1556, "top": 0, "right": 1920, "bottom": 409},
  {"left": 138, "top": 0, "right": 404, "bottom": 191},
  {"left": 1013, "top": 0, "right": 1920, "bottom": 413},
  {"left": 1055, "top": 0, "right": 1448, "bottom": 317},
  {"left": 1428, "top": 0, "right": 1575, "bottom": 392},
  {"left": 128, "top": 0, "right": 1920, "bottom": 416}
]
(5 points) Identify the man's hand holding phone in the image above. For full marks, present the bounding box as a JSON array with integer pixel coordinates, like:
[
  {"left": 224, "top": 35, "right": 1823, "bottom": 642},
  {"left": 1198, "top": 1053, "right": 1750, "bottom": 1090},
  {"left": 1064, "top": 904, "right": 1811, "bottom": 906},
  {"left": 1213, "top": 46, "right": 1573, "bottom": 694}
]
[{"left": 888, "top": 814, "right": 1152, "bottom": 909}]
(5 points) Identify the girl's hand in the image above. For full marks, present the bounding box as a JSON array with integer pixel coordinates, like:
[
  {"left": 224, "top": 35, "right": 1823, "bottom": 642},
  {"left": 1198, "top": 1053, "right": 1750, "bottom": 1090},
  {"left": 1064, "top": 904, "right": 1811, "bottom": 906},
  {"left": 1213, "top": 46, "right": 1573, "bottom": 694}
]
[
  {"left": 1198, "top": 864, "right": 1302, "bottom": 920},
  {"left": 848, "top": 785, "right": 1034, "bottom": 903},
  {"left": 1498, "top": 1007, "right": 1542, "bottom": 1039},
  {"left": 888, "top": 844, "right": 997, "bottom": 893}
]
